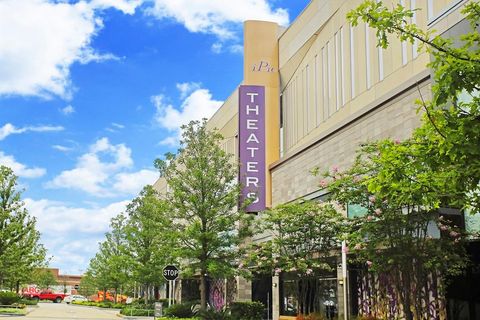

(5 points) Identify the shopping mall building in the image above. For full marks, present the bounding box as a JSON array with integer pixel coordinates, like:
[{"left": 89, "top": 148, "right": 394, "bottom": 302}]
[{"left": 154, "top": 0, "right": 480, "bottom": 319}]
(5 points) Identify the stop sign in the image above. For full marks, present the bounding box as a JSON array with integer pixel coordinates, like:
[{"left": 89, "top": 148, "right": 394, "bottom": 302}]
[{"left": 163, "top": 265, "right": 179, "bottom": 281}]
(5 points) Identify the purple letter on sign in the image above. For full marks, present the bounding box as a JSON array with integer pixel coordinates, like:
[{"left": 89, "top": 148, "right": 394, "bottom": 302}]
[{"left": 239, "top": 85, "right": 266, "bottom": 212}]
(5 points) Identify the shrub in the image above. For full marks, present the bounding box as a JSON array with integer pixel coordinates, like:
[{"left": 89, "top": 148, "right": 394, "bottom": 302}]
[
  {"left": 100, "top": 301, "right": 112, "bottom": 308},
  {"left": 19, "top": 298, "right": 38, "bottom": 306},
  {"left": 121, "top": 308, "right": 153, "bottom": 316},
  {"left": 164, "top": 302, "right": 196, "bottom": 318},
  {"left": 230, "top": 302, "right": 264, "bottom": 320},
  {"left": 0, "top": 292, "right": 20, "bottom": 305},
  {"left": 129, "top": 299, "right": 164, "bottom": 310},
  {"left": 198, "top": 308, "right": 231, "bottom": 320},
  {"left": 0, "top": 307, "right": 27, "bottom": 315}
]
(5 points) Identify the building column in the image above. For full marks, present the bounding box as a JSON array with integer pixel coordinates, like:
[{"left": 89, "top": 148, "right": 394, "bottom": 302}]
[
  {"left": 337, "top": 256, "right": 348, "bottom": 319},
  {"left": 236, "top": 277, "right": 252, "bottom": 301},
  {"left": 272, "top": 275, "right": 280, "bottom": 320}
]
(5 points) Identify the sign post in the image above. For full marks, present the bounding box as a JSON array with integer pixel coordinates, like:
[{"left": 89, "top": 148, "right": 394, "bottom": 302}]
[
  {"left": 154, "top": 302, "right": 163, "bottom": 319},
  {"left": 163, "top": 265, "right": 179, "bottom": 307}
]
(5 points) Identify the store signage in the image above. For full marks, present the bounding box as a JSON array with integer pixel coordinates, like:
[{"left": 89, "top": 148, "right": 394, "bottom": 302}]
[
  {"left": 239, "top": 85, "right": 266, "bottom": 212},
  {"left": 251, "top": 60, "right": 275, "bottom": 72}
]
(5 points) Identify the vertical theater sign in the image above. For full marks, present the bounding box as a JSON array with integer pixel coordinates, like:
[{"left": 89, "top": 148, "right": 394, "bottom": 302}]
[{"left": 239, "top": 85, "right": 266, "bottom": 212}]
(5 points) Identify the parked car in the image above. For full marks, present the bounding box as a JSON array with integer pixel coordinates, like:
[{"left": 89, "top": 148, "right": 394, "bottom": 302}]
[
  {"left": 22, "top": 290, "right": 68, "bottom": 303},
  {"left": 64, "top": 295, "right": 88, "bottom": 304}
]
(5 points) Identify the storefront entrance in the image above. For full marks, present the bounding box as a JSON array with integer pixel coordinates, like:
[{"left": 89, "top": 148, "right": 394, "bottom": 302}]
[{"left": 279, "top": 273, "right": 338, "bottom": 319}]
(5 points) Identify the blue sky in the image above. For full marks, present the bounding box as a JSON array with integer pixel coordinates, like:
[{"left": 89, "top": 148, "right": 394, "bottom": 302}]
[{"left": 0, "top": 0, "right": 309, "bottom": 275}]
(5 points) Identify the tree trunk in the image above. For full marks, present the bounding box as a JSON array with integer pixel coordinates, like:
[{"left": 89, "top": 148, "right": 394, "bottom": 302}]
[
  {"left": 144, "top": 284, "right": 148, "bottom": 305},
  {"left": 200, "top": 273, "right": 207, "bottom": 310},
  {"left": 15, "top": 280, "right": 20, "bottom": 294},
  {"left": 402, "top": 270, "right": 414, "bottom": 320},
  {"left": 154, "top": 285, "right": 159, "bottom": 300}
]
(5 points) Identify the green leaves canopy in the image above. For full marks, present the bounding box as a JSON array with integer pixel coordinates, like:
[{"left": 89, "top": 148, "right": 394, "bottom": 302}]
[
  {"left": 242, "top": 201, "right": 346, "bottom": 277},
  {"left": 0, "top": 166, "right": 46, "bottom": 290}
]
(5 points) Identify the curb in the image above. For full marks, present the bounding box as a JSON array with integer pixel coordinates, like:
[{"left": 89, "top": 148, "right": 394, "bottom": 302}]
[
  {"left": 69, "top": 304, "right": 122, "bottom": 311},
  {"left": 116, "top": 314, "right": 154, "bottom": 320},
  {"left": 0, "top": 306, "right": 34, "bottom": 317}
]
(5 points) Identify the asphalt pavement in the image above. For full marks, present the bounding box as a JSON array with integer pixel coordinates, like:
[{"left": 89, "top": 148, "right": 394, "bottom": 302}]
[{"left": 18, "top": 302, "right": 123, "bottom": 319}]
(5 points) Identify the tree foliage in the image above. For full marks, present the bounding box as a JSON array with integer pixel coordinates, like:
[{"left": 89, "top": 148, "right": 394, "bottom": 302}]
[
  {"left": 322, "top": 141, "right": 468, "bottom": 319},
  {"left": 242, "top": 201, "right": 345, "bottom": 314},
  {"left": 33, "top": 269, "right": 57, "bottom": 290},
  {"left": 155, "top": 119, "right": 253, "bottom": 309},
  {"left": 84, "top": 185, "right": 174, "bottom": 302},
  {"left": 124, "top": 185, "right": 174, "bottom": 299},
  {"left": 242, "top": 201, "right": 345, "bottom": 277},
  {"left": 87, "top": 214, "right": 132, "bottom": 302},
  {"left": 0, "top": 166, "right": 46, "bottom": 291}
]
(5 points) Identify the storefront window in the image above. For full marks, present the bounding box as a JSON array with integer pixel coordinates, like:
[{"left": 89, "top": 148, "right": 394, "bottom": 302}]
[
  {"left": 347, "top": 204, "right": 367, "bottom": 218},
  {"left": 279, "top": 270, "right": 338, "bottom": 318}
]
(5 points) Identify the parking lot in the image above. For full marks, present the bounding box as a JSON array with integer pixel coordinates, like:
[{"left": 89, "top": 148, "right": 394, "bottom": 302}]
[{"left": 18, "top": 302, "right": 124, "bottom": 320}]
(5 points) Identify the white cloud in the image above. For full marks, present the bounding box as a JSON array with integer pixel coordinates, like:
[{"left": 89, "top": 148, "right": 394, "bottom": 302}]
[
  {"left": 61, "top": 105, "right": 75, "bottom": 115},
  {"left": 28, "top": 125, "right": 65, "bottom": 133},
  {"left": 0, "top": 123, "right": 64, "bottom": 140},
  {"left": 25, "top": 198, "right": 129, "bottom": 235},
  {"left": 147, "top": 0, "right": 289, "bottom": 40},
  {"left": 229, "top": 44, "right": 243, "bottom": 54},
  {"left": 158, "top": 136, "right": 178, "bottom": 147},
  {"left": 106, "top": 122, "right": 125, "bottom": 132},
  {"left": 112, "top": 169, "right": 158, "bottom": 194},
  {"left": 210, "top": 42, "right": 243, "bottom": 54},
  {"left": 111, "top": 122, "right": 125, "bottom": 129},
  {"left": 89, "top": 0, "right": 143, "bottom": 15},
  {"left": 153, "top": 83, "right": 223, "bottom": 135},
  {"left": 47, "top": 137, "right": 156, "bottom": 197},
  {"left": 0, "top": 0, "right": 141, "bottom": 99},
  {"left": 52, "top": 145, "right": 73, "bottom": 152},
  {"left": 176, "top": 82, "right": 201, "bottom": 99},
  {"left": 211, "top": 42, "right": 223, "bottom": 54},
  {"left": 0, "top": 124, "right": 23, "bottom": 140},
  {"left": 25, "top": 198, "right": 130, "bottom": 274},
  {"left": 47, "top": 138, "right": 133, "bottom": 196},
  {"left": 0, "top": 151, "right": 46, "bottom": 178}
]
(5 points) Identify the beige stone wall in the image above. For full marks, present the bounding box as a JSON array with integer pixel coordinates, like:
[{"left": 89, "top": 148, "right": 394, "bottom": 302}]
[
  {"left": 271, "top": 80, "right": 431, "bottom": 206},
  {"left": 278, "top": 0, "right": 469, "bottom": 158}
]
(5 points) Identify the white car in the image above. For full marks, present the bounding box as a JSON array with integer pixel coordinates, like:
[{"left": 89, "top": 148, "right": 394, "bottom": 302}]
[{"left": 64, "top": 295, "right": 88, "bottom": 304}]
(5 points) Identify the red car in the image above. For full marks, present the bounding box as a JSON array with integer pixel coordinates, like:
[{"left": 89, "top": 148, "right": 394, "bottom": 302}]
[{"left": 23, "top": 290, "right": 68, "bottom": 303}]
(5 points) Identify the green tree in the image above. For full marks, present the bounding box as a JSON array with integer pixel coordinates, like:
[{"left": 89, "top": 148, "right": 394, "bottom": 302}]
[
  {"left": 242, "top": 201, "right": 345, "bottom": 315},
  {"left": 78, "top": 271, "right": 98, "bottom": 298},
  {"left": 123, "top": 185, "right": 174, "bottom": 303},
  {"left": 33, "top": 269, "right": 57, "bottom": 290},
  {"left": 322, "top": 141, "right": 468, "bottom": 319},
  {"left": 155, "top": 120, "right": 252, "bottom": 310},
  {"left": 0, "top": 166, "right": 46, "bottom": 292},
  {"left": 86, "top": 214, "right": 133, "bottom": 302}
]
